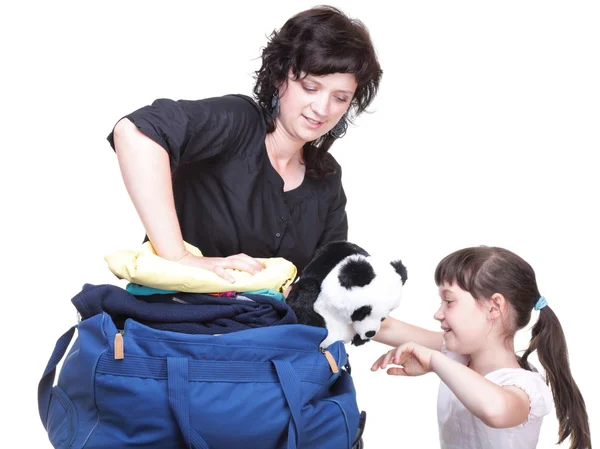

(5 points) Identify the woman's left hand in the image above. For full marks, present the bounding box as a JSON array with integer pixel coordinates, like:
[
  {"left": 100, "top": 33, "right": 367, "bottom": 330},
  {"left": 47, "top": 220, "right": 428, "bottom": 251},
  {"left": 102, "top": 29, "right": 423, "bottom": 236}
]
[{"left": 370, "top": 342, "right": 436, "bottom": 377}]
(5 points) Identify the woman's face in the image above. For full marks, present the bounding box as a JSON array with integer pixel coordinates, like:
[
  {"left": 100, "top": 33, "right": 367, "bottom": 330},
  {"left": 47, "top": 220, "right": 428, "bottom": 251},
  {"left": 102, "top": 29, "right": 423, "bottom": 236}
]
[{"left": 276, "top": 71, "right": 357, "bottom": 143}]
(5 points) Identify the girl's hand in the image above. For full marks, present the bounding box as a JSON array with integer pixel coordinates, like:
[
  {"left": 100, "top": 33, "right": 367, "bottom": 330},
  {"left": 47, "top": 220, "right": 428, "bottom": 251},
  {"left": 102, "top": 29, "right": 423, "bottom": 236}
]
[
  {"left": 177, "top": 252, "right": 265, "bottom": 283},
  {"left": 370, "top": 342, "right": 436, "bottom": 377}
]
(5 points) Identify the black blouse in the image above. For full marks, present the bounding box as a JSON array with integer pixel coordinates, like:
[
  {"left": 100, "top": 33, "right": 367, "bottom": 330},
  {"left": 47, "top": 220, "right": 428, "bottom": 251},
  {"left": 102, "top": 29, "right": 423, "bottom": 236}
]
[{"left": 107, "top": 94, "right": 348, "bottom": 273}]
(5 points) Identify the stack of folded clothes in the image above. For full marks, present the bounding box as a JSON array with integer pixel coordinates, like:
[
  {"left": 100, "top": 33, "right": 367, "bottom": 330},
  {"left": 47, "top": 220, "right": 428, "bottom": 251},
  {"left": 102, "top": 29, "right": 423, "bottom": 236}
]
[{"left": 79, "top": 241, "right": 300, "bottom": 334}]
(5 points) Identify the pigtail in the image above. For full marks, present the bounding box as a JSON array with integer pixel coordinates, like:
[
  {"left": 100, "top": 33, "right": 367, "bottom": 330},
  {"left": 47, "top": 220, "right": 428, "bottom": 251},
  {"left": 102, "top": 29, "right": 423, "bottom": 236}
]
[{"left": 520, "top": 306, "right": 591, "bottom": 449}]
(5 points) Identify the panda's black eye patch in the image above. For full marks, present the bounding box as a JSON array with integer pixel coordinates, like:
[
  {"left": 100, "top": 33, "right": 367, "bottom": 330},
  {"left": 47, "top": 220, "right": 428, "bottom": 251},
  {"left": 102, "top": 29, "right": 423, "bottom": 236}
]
[
  {"left": 351, "top": 305, "right": 372, "bottom": 322},
  {"left": 338, "top": 259, "right": 375, "bottom": 289}
]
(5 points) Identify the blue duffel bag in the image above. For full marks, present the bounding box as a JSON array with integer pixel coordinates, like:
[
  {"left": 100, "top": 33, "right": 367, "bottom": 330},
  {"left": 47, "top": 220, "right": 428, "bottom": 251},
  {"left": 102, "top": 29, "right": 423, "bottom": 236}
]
[{"left": 38, "top": 285, "right": 365, "bottom": 449}]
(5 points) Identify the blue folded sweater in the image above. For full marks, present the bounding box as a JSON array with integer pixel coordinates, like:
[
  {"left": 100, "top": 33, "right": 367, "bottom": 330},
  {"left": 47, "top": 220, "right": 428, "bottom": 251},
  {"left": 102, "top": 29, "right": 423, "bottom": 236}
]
[{"left": 72, "top": 284, "right": 297, "bottom": 334}]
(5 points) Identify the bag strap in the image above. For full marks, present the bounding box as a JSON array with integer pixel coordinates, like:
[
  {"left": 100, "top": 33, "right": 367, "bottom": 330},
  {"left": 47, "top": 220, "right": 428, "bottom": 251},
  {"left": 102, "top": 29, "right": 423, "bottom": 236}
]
[
  {"left": 272, "top": 360, "right": 305, "bottom": 449},
  {"left": 97, "top": 352, "right": 332, "bottom": 385},
  {"left": 167, "top": 357, "right": 210, "bottom": 449},
  {"left": 38, "top": 326, "right": 76, "bottom": 429},
  {"left": 351, "top": 411, "right": 367, "bottom": 449}
]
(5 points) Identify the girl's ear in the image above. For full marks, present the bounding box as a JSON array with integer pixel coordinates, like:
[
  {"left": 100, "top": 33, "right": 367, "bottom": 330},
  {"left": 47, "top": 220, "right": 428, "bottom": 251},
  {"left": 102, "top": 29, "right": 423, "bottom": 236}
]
[{"left": 488, "top": 293, "right": 507, "bottom": 320}]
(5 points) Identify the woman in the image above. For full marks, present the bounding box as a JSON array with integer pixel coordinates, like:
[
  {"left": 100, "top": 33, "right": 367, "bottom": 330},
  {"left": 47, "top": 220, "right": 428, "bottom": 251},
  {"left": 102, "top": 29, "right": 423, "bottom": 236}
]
[{"left": 108, "top": 5, "right": 382, "bottom": 282}]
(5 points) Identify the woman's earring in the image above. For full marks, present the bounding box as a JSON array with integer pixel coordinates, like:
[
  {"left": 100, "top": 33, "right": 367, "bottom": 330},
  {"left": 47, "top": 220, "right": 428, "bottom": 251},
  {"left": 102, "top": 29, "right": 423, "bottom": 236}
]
[
  {"left": 271, "top": 92, "right": 280, "bottom": 118},
  {"left": 330, "top": 115, "right": 348, "bottom": 139}
]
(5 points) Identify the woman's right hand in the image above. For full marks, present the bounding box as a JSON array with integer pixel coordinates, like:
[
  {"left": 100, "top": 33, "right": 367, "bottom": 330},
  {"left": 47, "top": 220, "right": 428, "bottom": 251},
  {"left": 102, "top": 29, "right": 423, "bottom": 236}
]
[{"left": 177, "top": 252, "right": 265, "bottom": 283}]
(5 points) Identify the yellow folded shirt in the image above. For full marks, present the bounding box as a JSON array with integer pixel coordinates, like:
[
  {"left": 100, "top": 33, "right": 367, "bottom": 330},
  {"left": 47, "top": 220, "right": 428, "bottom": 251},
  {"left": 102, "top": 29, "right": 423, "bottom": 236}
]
[{"left": 105, "top": 241, "right": 297, "bottom": 294}]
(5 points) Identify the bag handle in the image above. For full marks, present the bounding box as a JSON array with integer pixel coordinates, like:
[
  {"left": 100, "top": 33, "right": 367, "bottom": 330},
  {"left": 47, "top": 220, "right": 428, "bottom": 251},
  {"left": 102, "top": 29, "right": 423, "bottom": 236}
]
[
  {"left": 38, "top": 326, "right": 76, "bottom": 429},
  {"left": 166, "top": 357, "right": 305, "bottom": 449},
  {"left": 272, "top": 359, "right": 305, "bottom": 449},
  {"left": 167, "top": 357, "right": 210, "bottom": 449}
]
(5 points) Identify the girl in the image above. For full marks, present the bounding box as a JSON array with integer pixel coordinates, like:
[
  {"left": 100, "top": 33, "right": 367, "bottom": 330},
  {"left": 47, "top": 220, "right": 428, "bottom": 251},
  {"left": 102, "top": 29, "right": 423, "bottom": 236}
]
[{"left": 372, "top": 246, "right": 591, "bottom": 449}]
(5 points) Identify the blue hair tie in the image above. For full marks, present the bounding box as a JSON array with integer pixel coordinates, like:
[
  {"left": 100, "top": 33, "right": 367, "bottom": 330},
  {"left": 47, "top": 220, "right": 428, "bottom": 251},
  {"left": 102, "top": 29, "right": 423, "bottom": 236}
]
[{"left": 534, "top": 296, "right": 547, "bottom": 311}]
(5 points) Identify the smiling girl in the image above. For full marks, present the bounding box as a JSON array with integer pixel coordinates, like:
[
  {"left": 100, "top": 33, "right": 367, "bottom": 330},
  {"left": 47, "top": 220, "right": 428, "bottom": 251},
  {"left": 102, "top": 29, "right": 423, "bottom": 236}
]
[{"left": 372, "top": 246, "right": 591, "bottom": 449}]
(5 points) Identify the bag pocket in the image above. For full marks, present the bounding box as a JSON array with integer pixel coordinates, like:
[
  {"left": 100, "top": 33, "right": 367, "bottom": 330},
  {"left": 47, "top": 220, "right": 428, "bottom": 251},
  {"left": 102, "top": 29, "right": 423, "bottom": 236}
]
[
  {"left": 46, "top": 386, "right": 77, "bottom": 449},
  {"left": 93, "top": 369, "right": 299, "bottom": 449},
  {"left": 303, "top": 370, "right": 360, "bottom": 449}
]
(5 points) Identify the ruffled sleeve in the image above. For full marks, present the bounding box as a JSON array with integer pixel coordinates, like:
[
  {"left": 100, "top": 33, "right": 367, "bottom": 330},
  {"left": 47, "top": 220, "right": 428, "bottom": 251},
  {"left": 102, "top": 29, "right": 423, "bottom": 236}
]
[{"left": 490, "top": 368, "right": 553, "bottom": 425}]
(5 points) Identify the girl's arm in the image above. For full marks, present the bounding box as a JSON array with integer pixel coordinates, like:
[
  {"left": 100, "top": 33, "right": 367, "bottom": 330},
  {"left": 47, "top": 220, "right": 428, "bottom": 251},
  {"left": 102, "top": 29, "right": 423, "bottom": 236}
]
[
  {"left": 373, "top": 317, "right": 443, "bottom": 350},
  {"left": 373, "top": 342, "right": 531, "bottom": 428},
  {"left": 430, "top": 351, "right": 531, "bottom": 428}
]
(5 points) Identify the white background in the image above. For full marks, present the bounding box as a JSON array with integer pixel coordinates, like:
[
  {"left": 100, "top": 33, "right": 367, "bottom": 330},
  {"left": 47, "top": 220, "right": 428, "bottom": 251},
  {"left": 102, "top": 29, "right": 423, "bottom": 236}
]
[{"left": 2, "top": 1, "right": 598, "bottom": 447}]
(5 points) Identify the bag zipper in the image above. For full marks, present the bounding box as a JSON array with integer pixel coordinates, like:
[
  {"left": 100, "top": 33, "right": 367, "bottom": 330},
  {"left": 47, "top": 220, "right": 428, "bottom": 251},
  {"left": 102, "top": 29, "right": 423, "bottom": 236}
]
[
  {"left": 114, "top": 330, "right": 124, "bottom": 360},
  {"left": 321, "top": 348, "right": 339, "bottom": 373},
  {"left": 114, "top": 330, "right": 335, "bottom": 371}
]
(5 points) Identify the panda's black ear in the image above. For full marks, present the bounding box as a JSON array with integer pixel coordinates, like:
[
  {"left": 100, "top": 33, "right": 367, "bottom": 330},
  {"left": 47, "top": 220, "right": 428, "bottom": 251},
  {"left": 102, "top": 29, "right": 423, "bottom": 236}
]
[
  {"left": 391, "top": 260, "right": 408, "bottom": 285},
  {"left": 338, "top": 258, "right": 375, "bottom": 289}
]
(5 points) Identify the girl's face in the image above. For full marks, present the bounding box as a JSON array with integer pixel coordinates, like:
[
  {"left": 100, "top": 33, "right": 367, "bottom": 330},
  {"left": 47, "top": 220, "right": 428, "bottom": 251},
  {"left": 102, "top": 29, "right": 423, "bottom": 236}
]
[
  {"left": 276, "top": 71, "right": 357, "bottom": 143},
  {"left": 434, "top": 282, "right": 492, "bottom": 355}
]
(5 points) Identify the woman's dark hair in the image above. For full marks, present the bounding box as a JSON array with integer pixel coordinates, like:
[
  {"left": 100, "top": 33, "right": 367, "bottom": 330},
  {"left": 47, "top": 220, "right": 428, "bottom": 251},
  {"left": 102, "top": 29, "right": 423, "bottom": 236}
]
[
  {"left": 434, "top": 246, "right": 591, "bottom": 449},
  {"left": 253, "top": 5, "right": 382, "bottom": 178}
]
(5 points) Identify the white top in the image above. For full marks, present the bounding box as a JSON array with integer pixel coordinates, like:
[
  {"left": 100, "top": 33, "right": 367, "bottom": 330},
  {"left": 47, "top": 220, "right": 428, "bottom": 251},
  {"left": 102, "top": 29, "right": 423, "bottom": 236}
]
[{"left": 437, "top": 345, "right": 554, "bottom": 449}]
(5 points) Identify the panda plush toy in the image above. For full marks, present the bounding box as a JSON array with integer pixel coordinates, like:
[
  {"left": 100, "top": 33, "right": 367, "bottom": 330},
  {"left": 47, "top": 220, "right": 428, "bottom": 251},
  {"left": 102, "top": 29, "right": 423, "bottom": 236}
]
[{"left": 286, "top": 241, "right": 407, "bottom": 349}]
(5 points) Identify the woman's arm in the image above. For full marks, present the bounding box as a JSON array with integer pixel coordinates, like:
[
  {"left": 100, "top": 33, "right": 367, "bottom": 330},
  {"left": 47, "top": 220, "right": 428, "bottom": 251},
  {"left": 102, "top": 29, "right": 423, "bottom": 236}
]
[
  {"left": 112, "top": 118, "right": 265, "bottom": 281},
  {"left": 373, "top": 317, "right": 443, "bottom": 351},
  {"left": 113, "top": 118, "right": 187, "bottom": 261}
]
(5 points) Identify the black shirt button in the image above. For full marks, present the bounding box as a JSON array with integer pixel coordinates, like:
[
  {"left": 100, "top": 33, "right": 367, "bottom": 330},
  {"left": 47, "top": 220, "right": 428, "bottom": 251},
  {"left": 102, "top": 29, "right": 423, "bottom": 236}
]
[
  {"left": 281, "top": 216, "right": 286, "bottom": 221},
  {"left": 275, "top": 232, "right": 281, "bottom": 238}
]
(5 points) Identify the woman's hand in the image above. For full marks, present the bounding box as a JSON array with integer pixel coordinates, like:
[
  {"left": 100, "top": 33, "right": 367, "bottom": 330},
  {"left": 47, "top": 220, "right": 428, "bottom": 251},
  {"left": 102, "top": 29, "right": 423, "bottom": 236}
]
[
  {"left": 177, "top": 252, "right": 265, "bottom": 283},
  {"left": 370, "top": 342, "right": 436, "bottom": 377}
]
